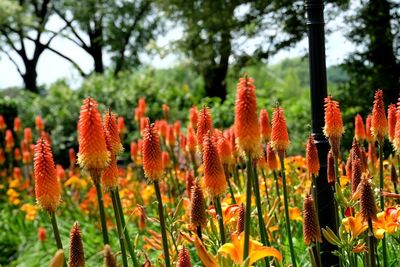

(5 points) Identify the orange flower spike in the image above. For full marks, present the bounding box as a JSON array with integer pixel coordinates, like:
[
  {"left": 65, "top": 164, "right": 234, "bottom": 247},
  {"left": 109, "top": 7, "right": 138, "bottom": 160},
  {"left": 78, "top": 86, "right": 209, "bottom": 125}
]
[
  {"left": 138, "top": 98, "right": 147, "bottom": 114},
  {"left": 303, "top": 194, "right": 322, "bottom": 245},
  {"left": 371, "top": 89, "right": 387, "bottom": 143},
  {"left": 142, "top": 123, "right": 164, "bottom": 181},
  {"left": 0, "top": 115, "right": 5, "bottom": 131},
  {"left": 323, "top": 96, "right": 343, "bottom": 157},
  {"left": 234, "top": 75, "right": 261, "bottom": 157},
  {"left": 186, "top": 171, "right": 195, "bottom": 199},
  {"left": 162, "top": 104, "right": 170, "bottom": 121},
  {"left": 130, "top": 141, "right": 138, "bottom": 162},
  {"left": 177, "top": 246, "right": 192, "bottom": 267},
  {"left": 0, "top": 148, "right": 5, "bottom": 165},
  {"left": 134, "top": 107, "right": 143, "bottom": 122},
  {"left": 365, "top": 115, "right": 373, "bottom": 142},
  {"left": 117, "top": 116, "right": 126, "bottom": 136},
  {"left": 14, "top": 148, "right": 22, "bottom": 161},
  {"left": 327, "top": 149, "right": 335, "bottom": 184},
  {"left": 306, "top": 135, "right": 320, "bottom": 176},
  {"left": 180, "top": 133, "right": 187, "bottom": 153},
  {"left": 13, "top": 117, "right": 22, "bottom": 133},
  {"left": 271, "top": 105, "right": 290, "bottom": 157},
  {"left": 217, "top": 135, "right": 233, "bottom": 165},
  {"left": 38, "top": 227, "right": 47, "bottom": 242},
  {"left": 157, "top": 119, "right": 168, "bottom": 139},
  {"left": 162, "top": 151, "right": 171, "bottom": 169},
  {"left": 77, "top": 98, "right": 110, "bottom": 179},
  {"left": 260, "top": 109, "right": 271, "bottom": 143},
  {"left": 354, "top": 114, "right": 366, "bottom": 142},
  {"left": 69, "top": 148, "right": 76, "bottom": 166},
  {"left": 166, "top": 124, "right": 176, "bottom": 148},
  {"left": 34, "top": 138, "right": 61, "bottom": 212},
  {"left": 197, "top": 106, "right": 213, "bottom": 152},
  {"left": 140, "top": 117, "right": 149, "bottom": 135},
  {"left": 24, "top": 128, "right": 33, "bottom": 144},
  {"left": 174, "top": 120, "right": 181, "bottom": 137},
  {"left": 203, "top": 131, "right": 227, "bottom": 197},
  {"left": 393, "top": 99, "right": 400, "bottom": 153},
  {"left": 5, "top": 129, "right": 14, "bottom": 152},
  {"left": 186, "top": 126, "right": 197, "bottom": 153},
  {"left": 387, "top": 104, "right": 396, "bottom": 142},
  {"left": 190, "top": 106, "right": 199, "bottom": 130},
  {"left": 35, "top": 115, "right": 45, "bottom": 132},
  {"left": 266, "top": 143, "right": 278, "bottom": 171},
  {"left": 104, "top": 111, "right": 123, "bottom": 155},
  {"left": 101, "top": 155, "right": 119, "bottom": 190}
]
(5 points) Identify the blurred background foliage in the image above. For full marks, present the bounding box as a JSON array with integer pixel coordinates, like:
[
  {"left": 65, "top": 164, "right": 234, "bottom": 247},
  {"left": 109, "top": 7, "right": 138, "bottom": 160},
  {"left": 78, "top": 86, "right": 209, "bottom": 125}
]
[{"left": 1, "top": 57, "right": 347, "bottom": 164}]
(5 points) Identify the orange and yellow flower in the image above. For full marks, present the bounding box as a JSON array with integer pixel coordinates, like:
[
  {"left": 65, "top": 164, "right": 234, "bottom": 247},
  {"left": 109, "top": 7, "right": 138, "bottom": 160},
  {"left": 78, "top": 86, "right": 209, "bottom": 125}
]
[{"left": 371, "top": 89, "right": 387, "bottom": 143}]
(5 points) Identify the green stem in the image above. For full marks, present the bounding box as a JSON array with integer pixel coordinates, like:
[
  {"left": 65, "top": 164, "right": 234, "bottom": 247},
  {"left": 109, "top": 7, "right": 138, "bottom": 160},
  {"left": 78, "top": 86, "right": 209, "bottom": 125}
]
[
  {"left": 378, "top": 144, "right": 388, "bottom": 267},
  {"left": 50, "top": 211, "right": 63, "bottom": 250},
  {"left": 154, "top": 180, "right": 171, "bottom": 267},
  {"left": 367, "top": 218, "right": 376, "bottom": 267},
  {"left": 312, "top": 244, "right": 322, "bottom": 267},
  {"left": 232, "top": 163, "right": 241, "bottom": 189},
  {"left": 333, "top": 156, "right": 340, "bottom": 186},
  {"left": 111, "top": 190, "right": 128, "bottom": 267},
  {"left": 253, "top": 166, "right": 271, "bottom": 267},
  {"left": 115, "top": 188, "right": 139, "bottom": 267},
  {"left": 214, "top": 196, "right": 226, "bottom": 244},
  {"left": 243, "top": 156, "right": 253, "bottom": 260},
  {"left": 50, "top": 211, "right": 66, "bottom": 267},
  {"left": 95, "top": 182, "right": 109, "bottom": 245},
  {"left": 272, "top": 170, "right": 281, "bottom": 200},
  {"left": 279, "top": 153, "right": 297, "bottom": 267},
  {"left": 261, "top": 169, "right": 271, "bottom": 208}
]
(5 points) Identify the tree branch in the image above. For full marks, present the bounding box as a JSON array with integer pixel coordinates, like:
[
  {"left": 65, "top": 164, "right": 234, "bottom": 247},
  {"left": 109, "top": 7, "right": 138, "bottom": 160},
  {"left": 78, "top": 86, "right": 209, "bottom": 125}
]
[{"left": 0, "top": 48, "right": 24, "bottom": 77}]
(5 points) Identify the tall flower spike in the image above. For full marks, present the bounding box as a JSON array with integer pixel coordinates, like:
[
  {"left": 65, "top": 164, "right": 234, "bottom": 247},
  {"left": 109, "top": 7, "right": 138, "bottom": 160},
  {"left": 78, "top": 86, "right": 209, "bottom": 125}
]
[
  {"left": 77, "top": 97, "right": 110, "bottom": 180},
  {"left": 359, "top": 175, "right": 377, "bottom": 222},
  {"left": 371, "top": 89, "right": 387, "bottom": 144},
  {"left": 260, "top": 109, "right": 272, "bottom": 143},
  {"left": 186, "top": 171, "right": 195, "bottom": 199},
  {"left": 117, "top": 116, "right": 126, "bottom": 136},
  {"left": 101, "top": 155, "right": 119, "bottom": 190},
  {"left": 365, "top": 115, "right": 373, "bottom": 143},
  {"left": 323, "top": 96, "right": 344, "bottom": 157},
  {"left": 34, "top": 138, "right": 61, "bottom": 212},
  {"left": 354, "top": 114, "right": 366, "bottom": 142},
  {"left": 266, "top": 143, "right": 278, "bottom": 171},
  {"left": 69, "top": 222, "right": 85, "bottom": 267},
  {"left": 197, "top": 106, "right": 213, "bottom": 152},
  {"left": 104, "top": 111, "right": 123, "bottom": 155},
  {"left": 351, "top": 155, "right": 362, "bottom": 194},
  {"left": 393, "top": 98, "right": 400, "bottom": 153},
  {"left": 13, "top": 117, "right": 21, "bottom": 133},
  {"left": 234, "top": 75, "right": 261, "bottom": 157},
  {"left": 177, "top": 246, "right": 192, "bottom": 267},
  {"left": 203, "top": 131, "right": 227, "bottom": 196},
  {"left": 190, "top": 106, "right": 199, "bottom": 130},
  {"left": 237, "top": 204, "right": 245, "bottom": 234},
  {"left": 190, "top": 182, "right": 207, "bottom": 228},
  {"left": 327, "top": 149, "right": 335, "bottom": 184},
  {"left": 217, "top": 135, "right": 233, "bottom": 165},
  {"left": 271, "top": 104, "right": 290, "bottom": 157},
  {"left": 306, "top": 135, "right": 320, "bottom": 176},
  {"left": 104, "top": 244, "right": 117, "bottom": 267},
  {"left": 142, "top": 123, "right": 163, "bottom": 181},
  {"left": 303, "top": 194, "right": 322, "bottom": 245},
  {"left": 186, "top": 126, "right": 197, "bottom": 154},
  {"left": 387, "top": 104, "right": 396, "bottom": 142},
  {"left": 0, "top": 115, "right": 5, "bottom": 131}
]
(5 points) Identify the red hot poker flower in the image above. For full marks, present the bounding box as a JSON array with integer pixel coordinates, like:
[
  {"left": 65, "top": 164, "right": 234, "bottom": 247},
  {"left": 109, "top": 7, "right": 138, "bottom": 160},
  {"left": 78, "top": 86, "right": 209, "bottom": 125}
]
[
  {"left": 354, "top": 114, "right": 366, "bottom": 142},
  {"left": 271, "top": 105, "right": 290, "bottom": 157},
  {"left": 371, "top": 89, "right": 387, "bottom": 143},
  {"left": 306, "top": 135, "right": 320, "bottom": 176},
  {"left": 34, "top": 138, "right": 61, "bottom": 212},
  {"left": 142, "top": 123, "right": 164, "bottom": 181},
  {"left": 197, "top": 107, "right": 213, "bottom": 152},
  {"left": 387, "top": 104, "right": 396, "bottom": 142}
]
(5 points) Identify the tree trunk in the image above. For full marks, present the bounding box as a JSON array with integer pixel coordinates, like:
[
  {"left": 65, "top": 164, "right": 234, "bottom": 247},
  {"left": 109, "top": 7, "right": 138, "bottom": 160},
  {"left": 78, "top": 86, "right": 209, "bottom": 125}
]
[
  {"left": 203, "top": 66, "right": 228, "bottom": 102},
  {"left": 22, "top": 62, "right": 39, "bottom": 93},
  {"left": 89, "top": 22, "right": 104, "bottom": 73}
]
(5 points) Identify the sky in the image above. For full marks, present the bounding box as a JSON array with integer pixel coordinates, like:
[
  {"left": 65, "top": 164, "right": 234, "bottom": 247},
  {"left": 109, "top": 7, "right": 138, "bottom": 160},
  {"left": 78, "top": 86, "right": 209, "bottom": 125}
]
[{"left": 0, "top": 10, "right": 356, "bottom": 89}]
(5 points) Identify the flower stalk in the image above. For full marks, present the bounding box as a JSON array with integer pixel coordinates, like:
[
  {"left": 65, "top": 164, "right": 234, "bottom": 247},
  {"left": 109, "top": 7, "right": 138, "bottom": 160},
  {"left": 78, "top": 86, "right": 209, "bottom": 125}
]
[
  {"left": 110, "top": 189, "right": 128, "bottom": 267},
  {"left": 378, "top": 143, "right": 388, "bottom": 267},
  {"left": 94, "top": 181, "right": 109, "bottom": 245}
]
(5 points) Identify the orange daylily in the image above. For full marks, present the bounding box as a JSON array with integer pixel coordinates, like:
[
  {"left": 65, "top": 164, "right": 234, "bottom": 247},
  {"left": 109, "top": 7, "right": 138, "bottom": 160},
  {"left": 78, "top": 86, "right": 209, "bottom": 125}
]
[
  {"left": 372, "top": 207, "right": 399, "bottom": 239},
  {"left": 180, "top": 232, "right": 218, "bottom": 267},
  {"left": 289, "top": 207, "right": 303, "bottom": 222},
  {"left": 342, "top": 212, "right": 368, "bottom": 238},
  {"left": 218, "top": 233, "right": 282, "bottom": 265}
]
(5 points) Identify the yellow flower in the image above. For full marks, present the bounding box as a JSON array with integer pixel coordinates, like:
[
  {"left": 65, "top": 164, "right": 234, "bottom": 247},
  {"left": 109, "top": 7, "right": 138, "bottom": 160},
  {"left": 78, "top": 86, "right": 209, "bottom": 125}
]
[
  {"left": 218, "top": 232, "right": 282, "bottom": 265},
  {"left": 342, "top": 212, "right": 368, "bottom": 238},
  {"left": 372, "top": 207, "right": 399, "bottom": 239},
  {"left": 64, "top": 175, "right": 87, "bottom": 188},
  {"left": 20, "top": 203, "right": 39, "bottom": 220},
  {"left": 289, "top": 207, "right": 303, "bottom": 222}
]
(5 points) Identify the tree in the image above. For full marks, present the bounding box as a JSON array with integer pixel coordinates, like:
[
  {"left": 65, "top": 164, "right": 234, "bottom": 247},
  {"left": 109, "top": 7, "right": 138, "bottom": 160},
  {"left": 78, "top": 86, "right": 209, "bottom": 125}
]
[
  {"left": 0, "top": 0, "right": 85, "bottom": 93},
  {"left": 160, "top": 0, "right": 348, "bottom": 101},
  {"left": 342, "top": 0, "right": 399, "bottom": 107},
  {"left": 54, "top": 0, "right": 161, "bottom": 76}
]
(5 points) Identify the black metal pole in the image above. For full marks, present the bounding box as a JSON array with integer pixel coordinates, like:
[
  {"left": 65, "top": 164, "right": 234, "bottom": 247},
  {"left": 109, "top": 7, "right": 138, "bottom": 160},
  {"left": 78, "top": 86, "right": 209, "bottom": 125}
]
[{"left": 306, "top": 1, "right": 339, "bottom": 266}]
